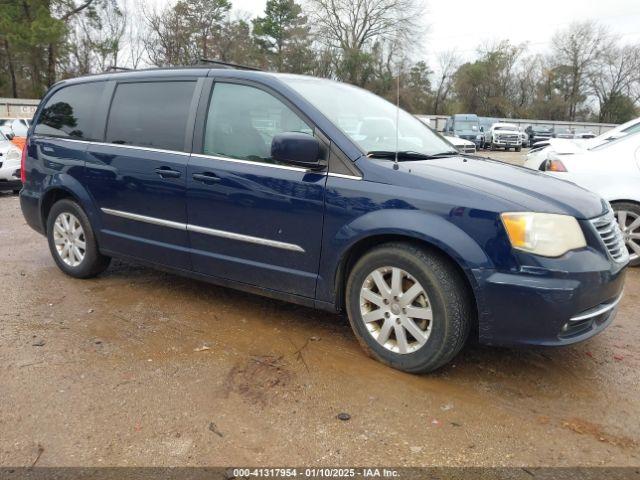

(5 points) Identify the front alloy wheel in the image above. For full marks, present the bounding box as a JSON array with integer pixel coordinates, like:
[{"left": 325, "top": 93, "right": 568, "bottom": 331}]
[
  {"left": 360, "top": 266, "right": 433, "bottom": 354},
  {"left": 346, "top": 242, "right": 472, "bottom": 373}
]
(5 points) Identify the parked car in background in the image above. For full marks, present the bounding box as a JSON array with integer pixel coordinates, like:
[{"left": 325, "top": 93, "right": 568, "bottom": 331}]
[
  {"left": 0, "top": 118, "right": 30, "bottom": 150},
  {"left": 553, "top": 128, "right": 575, "bottom": 139},
  {"left": 526, "top": 125, "right": 554, "bottom": 146},
  {"left": 525, "top": 116, "right": 640, "bottom": 170},
  {"left": 9, "top": 118, "right": 30, "bottom": 137},
  {"left": 0, "top": 130, "right": 22, "bottom": 193},
  {"left": 486, "top": 123, "right": 522, "bottom": 151},
  {"left": 585, "top": 117, "right": 640, "bottom": 147},
  {"left": 416, "top": 115, "right": 476, "bottom": 154},
  {"left": 442, "top": 114, "right": 484, "bottom": 149},
  {"left": 478, "top": 117, "right": 499, "bottom": 146},
  {"left": 0, "top": 124, "right": 14, "bottom": 139},
  {"left": 574, "top": 131, "right": 596, "bottom": 139},
  {"left": 526, "top": 131, "right": 640, "bottom": 266},
  {"left": 445, "top": 135, "right": 476, "bottom": 154},
  {"left": 19, "top": 68, "right": 628, "bottom": 373}
]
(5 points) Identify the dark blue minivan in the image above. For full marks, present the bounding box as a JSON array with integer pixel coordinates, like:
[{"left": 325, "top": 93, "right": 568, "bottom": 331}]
[{"left": 20, "top": 67, "right": 628, "bottom": 372}]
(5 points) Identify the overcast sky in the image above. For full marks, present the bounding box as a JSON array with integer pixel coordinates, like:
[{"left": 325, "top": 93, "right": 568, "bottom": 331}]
[
  {"left": 142, "top": 0, "right": 640, "bottom": 64},
  {"left": 224, "top": 0, "right": 640, "bottom": 62}
]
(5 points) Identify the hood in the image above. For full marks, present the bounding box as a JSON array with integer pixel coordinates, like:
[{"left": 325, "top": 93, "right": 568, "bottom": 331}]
[
  {"left": 546, "top": 138, "right": 588, "bottom": 155},
  {"left": 493, "top": 128, "right": 519, "bottom": 135},
  {"left": 446, "top": 136, "right": 474, "bottom": 147},
  {"left": 400, "top": 156, "right": 605, "bottom": 219}
]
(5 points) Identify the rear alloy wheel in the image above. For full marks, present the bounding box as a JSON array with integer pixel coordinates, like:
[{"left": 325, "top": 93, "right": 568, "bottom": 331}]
[
  {"left": 47, "top": 199, "right": 111, "bottom": 278},
  {"left": 346, "top": 242, "right": 472, "bottom": 373},
  {"left": 53, "top": 212, "right": 87, "bottom": 267},
  {"left": 612, "top": 202, "right": 640, "bottom": 267}
]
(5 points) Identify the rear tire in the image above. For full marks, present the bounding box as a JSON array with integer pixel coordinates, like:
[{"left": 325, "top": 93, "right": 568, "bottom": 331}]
[
  {"left": 611, "top": 201, "right": 640, "bottom": 267},
  {"left": 46, "top": 199, "right": 111, "bottom": 278},
  {"left": 345, "top": 242, "right": 472, "bottom": 373},
  {"left": 516, "top": 146, "right": 522, "bottom": 152}
]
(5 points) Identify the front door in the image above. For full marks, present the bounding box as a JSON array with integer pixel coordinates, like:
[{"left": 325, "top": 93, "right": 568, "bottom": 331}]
[
  {"left": 187, "top": 81, "right": 326, "bottom": 298},
  {"left": 84, "top": 80, "right": 198, "bottom": 270}
]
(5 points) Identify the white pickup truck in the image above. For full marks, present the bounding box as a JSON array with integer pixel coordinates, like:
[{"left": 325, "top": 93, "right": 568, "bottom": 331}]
[{"left": 486, "top": 123, "right": 522, "bottom": 151}]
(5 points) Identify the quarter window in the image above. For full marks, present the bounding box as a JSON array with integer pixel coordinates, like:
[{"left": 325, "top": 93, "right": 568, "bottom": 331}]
[
  {"left": 34, "top": 82, "right": 104, "bottom": 140},
  {"left": 203, "top": 83, "right": 313, "bottom": 163},
  {"left": 106, "top": 81, "right": 196, "bottom": 152}
]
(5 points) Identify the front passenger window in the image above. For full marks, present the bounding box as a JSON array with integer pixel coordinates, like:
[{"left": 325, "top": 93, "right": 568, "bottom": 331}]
[{"left": 204, "top": 83, "right": 313, "bottom": 163}]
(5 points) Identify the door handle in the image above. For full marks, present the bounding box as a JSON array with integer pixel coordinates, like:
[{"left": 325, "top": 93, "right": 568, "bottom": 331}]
[
  {"left": 192, "top": 172, "right": 221, "bottom": 184},
  {"left": 154, "top": 167, "right": 182, "bottom": 179}
]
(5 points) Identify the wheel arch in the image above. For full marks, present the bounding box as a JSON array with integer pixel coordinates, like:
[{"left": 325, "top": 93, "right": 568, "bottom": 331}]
[
  {"left": 332, "top": 231, "right": 487, "bottom": 325},
  {"left": 609, "top": 199, "right": 640, "bottom": 206},
  {"left": 39, "top": 175, "right": 100, "bottom": 234}
]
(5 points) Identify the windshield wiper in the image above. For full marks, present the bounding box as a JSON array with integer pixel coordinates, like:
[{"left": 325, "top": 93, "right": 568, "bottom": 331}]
[{"left": 367, "top": 150, "right": 459, "bottom": 160}]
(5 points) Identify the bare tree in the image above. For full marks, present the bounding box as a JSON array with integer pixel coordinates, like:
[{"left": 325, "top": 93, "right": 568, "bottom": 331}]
[
  {"left": 551, "top": 21, "right": 613, "bottom": 120},
  {"left": 590, "top": 43, "right": 640, "bottom": 122},
  {"left": 432, "top": 49, "right": 459, "bottom": 115},
  {"left": 143, "top": 0, "right": 231, "bottom": 67},
  {"left": 120, "top": 0, "right": 147, "bottom": 69},
  {"left": 307, "top": 0, "right": 425, "bottom": 85}
]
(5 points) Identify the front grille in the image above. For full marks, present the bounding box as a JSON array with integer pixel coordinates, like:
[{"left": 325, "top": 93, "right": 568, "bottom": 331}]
[
  {"left": 591, "top": 210, "right": 629, "bottom": 263},
  {"left": 497, "top": 134, "right": 519, "bottom": 142}
]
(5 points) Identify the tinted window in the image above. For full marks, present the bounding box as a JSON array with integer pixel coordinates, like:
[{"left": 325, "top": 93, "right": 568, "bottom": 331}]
[
  {"left": 34, "top": 82, "right": 104, "bottom": 140},
  {"left": 203, "top": 83, "right": 312, "bottom": 162},
  {"left": 106, "top": 81, "right": 196, "bottom": 152}
]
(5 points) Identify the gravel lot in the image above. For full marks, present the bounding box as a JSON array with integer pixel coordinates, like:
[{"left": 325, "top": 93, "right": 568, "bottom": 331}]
[{"left": 1, "top": 150, "right": 639, "bottom": 467}]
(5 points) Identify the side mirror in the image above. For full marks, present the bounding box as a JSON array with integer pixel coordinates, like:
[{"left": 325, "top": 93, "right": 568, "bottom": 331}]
[
  {"left": 5, "top": 131, "right": 15, "bottom": 140},
  {"left": 480, "top": 126, "right": 484, "bottom": 132},
  {"left": 271, "top": 132, "right": 321, "bottom": 168}
]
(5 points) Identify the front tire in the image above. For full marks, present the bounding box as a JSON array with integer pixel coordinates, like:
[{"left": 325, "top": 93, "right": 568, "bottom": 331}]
[
  {"left": 611, "top": 201, "right": 640, "bottom": 267},
  {"left": 46, "top": 199, "right": 111, "bottom": 278},
  {"left": 345, "top": 242, "right": 472, "bottom": 373}
]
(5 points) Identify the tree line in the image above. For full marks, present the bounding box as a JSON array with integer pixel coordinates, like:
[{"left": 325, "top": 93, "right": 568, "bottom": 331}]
[{"left": 1, "top": 0, "right": 639, "bottom": 123}]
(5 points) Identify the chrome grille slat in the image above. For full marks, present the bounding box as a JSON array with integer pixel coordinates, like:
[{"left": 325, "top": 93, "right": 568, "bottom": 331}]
[{"left": 590, "top": 209, "right": 629, "bottom": 263}]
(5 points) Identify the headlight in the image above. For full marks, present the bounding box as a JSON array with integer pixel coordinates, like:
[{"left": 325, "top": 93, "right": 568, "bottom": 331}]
[
  {"left": 501, "top": 212, "right": 586, "bottom": 257},
  {"left": 476, "top": 134, "right": 482, "bottom": 140},
  {"left": 6, "top": 147, "right": 20, "bottom": 161}
]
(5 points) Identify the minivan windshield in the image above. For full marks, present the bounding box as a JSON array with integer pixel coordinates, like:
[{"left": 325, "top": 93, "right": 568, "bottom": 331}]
[{"left": 282, "top": 76, "right": 454, "bottom": 157}]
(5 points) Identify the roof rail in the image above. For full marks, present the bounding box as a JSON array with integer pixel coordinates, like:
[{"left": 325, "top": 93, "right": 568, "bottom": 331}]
[
  {"left": 197, "top": 58, "right": 261, "bottom": 71},
  {"left": 106, "top": 65, "right": 134, "bottom": 72}
]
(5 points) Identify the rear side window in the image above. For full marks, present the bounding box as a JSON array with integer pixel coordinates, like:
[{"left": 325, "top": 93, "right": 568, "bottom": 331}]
[
  {"left": 34, "top": 82, "right": 104, "bottom": 140},
  {"left": 106, "top": 81, "right": 196, "bottom": 152}
]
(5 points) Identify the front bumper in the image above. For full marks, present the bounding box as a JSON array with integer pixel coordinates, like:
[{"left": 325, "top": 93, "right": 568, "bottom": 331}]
[
  {"left": 493, "top": 138, "right": 520, "bottom": 146},
  {"left": 458, "top": 135, "right": 483, "bottom": 148},
  {"left": 475, "top": 249, "right": 627, "bottom": 347}
]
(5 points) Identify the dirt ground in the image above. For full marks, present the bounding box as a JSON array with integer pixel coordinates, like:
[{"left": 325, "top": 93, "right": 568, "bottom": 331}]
[{"left": 1, "top": 149, "right": 639, "bottom": 467}]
